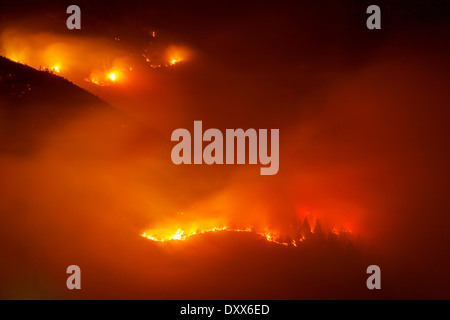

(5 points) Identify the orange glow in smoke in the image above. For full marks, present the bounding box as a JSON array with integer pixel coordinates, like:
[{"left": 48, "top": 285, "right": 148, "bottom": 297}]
[{"left": 166, "top": 45, "right": 193, "bottom": 66}]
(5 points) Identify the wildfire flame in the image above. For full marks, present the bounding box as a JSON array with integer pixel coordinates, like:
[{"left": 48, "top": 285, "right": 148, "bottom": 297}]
[
  {"left": 39, "top": 65, "right": 60, "bottom": 73},
  {"left": 140, "top": 225, "right": 331, "bottom": 247},
  {"left": 85, "top": 68, "right": 124, "bottom": 86},
  {"left": 0, "top": 28, "right": 194, "bottom": 89},
  {"left": 170, "top": 58, "right": 181, "bottom": 65}
]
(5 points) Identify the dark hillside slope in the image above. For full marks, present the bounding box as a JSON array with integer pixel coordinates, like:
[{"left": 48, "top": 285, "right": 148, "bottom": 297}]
[{"left": 0, "top": 56, "right": 129, "bottom": 154}]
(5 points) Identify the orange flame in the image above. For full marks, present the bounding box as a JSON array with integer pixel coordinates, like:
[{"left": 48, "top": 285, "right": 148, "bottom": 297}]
[
  {"left": 170, "top": 58, "right": 182, "bottom": 65},
  {"left": 109, "top": 72, "right": 116, "bottom": 81},
  {"left": 140, "top": 225, "right": 336, "bottom": 247}
]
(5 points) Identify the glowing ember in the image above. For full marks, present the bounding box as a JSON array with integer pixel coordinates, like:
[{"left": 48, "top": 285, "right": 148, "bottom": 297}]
[{"left": 109, "top": 73, "right": 116, "bottom": 81}]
